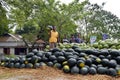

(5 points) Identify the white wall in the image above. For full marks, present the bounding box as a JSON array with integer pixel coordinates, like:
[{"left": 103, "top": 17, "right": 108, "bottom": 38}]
[
  {"left": 0, "top": 48, "right": 3, "bottom": 53},
  {"left": 0, "top": 42, "right": 25, "bottom": 47},
  {"left": 10, "top": 48, "right": 14, "bottom": 55}
]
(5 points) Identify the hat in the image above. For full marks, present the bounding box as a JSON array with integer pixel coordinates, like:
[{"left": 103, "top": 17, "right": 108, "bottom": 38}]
[{"left": 48, "top": 25, "right": 53, "bottom": 29}]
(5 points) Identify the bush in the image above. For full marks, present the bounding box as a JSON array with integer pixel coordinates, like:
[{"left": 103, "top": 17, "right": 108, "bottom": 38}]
[{"left": 5, "top": 54, "right": 16, "bottom": 58}]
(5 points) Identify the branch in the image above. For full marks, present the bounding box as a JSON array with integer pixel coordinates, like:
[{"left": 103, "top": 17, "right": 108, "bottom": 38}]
[{"left": 22, "top": 37, "right": 30, "bottom": 48}]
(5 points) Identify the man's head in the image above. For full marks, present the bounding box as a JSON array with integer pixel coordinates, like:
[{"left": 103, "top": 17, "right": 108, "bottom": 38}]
[{"left": 52, "top": 26, "right": 56, "bottom": 31}]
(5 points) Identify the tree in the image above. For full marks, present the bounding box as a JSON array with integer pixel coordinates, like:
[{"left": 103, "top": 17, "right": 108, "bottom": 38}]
[
  {"left": 6, "top": 0, "right": 88, "bottom": 43},
  {"left": 0, "top": 3, "right": 9, "bottom": 36},
  {"left": 77, "top": 3, "right": 120, "bottom": 41}
]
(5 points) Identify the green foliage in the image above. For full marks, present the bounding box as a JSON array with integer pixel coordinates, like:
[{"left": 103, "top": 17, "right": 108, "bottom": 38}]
[
  {"left": 77, "top": 3, "right": 120, "bottom": 41},
  {"left": 3, "top": 0, "right": 120, "bottom": 43},
  {"left": 6, "top": 0, "right": 87, "bottom": 42},
  {"left": 15, "top": 21, "right": 39, "bottom": 34},
  {"left": 0, "top": 5, "right": 9, "bottom": 36},
  {"left": 5, "top": 54, "right": 16, "bottom": 58},
  {"left": 22, "top": 33, "right": 37, "bottom": 43}
]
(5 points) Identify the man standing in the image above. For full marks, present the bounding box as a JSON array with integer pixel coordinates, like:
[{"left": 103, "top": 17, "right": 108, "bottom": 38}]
[
  {"left": 70, "top": 34, "right": 76, "bottom": 43},
  {"left": 49, "top": 26, "right": 59, "bottom": 49},
  {"left": 62, "top": 34, "right": 69, "bottom": 43}
]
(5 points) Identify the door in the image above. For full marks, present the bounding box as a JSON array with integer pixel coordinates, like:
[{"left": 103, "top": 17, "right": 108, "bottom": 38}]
[{"left": 3, "top": 48, "right": 10, "bottom": 55}]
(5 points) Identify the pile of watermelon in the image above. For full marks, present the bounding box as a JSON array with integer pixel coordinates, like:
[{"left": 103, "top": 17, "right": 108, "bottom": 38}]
[
  {"left": 0, "top": 47, "right": 120, "bottom": 77},
  {"left": 45, "top": 39, "right": 120, "bottom": 50},
  {"left": 45, "top": 43, "right": 92, "bottom": 51},
  {"left": 92, "top": 39, "right": 120, "bottom": 49}
]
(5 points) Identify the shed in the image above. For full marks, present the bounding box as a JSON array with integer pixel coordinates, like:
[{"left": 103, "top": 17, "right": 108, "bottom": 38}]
[{"left": 0, "top": 33, "right": 27, "bottom": 55}]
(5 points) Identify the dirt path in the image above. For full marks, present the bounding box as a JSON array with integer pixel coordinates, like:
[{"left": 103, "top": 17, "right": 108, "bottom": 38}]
[{"left": 0, "top": 66, "right": 119, "bottom": 80}]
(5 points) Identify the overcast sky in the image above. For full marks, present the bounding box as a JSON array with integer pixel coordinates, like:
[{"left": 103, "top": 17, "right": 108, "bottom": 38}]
[{"left": 59, "top": 0, "right": 120, "bottom": 18}]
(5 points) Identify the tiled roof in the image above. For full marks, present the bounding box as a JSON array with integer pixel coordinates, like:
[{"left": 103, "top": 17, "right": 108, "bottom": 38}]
[
  {"left": 0, "top": 33, "right": 23, "bottom": 42},
  {"left": 36, "top": 39, "right": 45, "bottom": 44},
  {"left": 0, "top": 37, "right": 9, "bottom": 42}
]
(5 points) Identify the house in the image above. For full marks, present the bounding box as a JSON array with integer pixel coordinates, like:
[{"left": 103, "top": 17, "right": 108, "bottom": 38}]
[
  {"left": 35, "top": 39, "right": 46, "bottom": 50},
  {"left": 0, "top": 33, "right": 46, "bottom": 55},
  {"left": 0, "top": 33, "right": 27, "bottom": 55}
]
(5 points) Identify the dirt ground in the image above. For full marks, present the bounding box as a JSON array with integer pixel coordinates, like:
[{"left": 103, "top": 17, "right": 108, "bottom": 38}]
[{"left": 0, "top": 66, "right": 120, "bottom": 80}]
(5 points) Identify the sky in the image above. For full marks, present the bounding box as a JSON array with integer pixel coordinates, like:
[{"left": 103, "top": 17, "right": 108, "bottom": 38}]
[{"left": 59, "top": 0, "right": 120, "bottom": 18}]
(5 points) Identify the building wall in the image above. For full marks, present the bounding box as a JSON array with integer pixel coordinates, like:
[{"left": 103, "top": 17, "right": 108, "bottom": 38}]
[
  {"left": 10, "top": 48, "right": 14, "bottom": 55},
  {"left": 0, "top": 48, "right": 3, "bottom": 53},
  {"left": 0, "top": 34, "right": 27, "bottom": 55},
  {"left": 0, "top": 42, "right": 25, "bottom": 47},
  {"left": 0, "top": 48, "right": 4, "bottom": 60}
]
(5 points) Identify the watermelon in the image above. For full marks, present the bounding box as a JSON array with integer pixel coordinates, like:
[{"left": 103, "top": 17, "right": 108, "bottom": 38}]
[
  {"left": 71, "top": 66, "right": 80, "bottom": 74},
  {"left": 31, "top": 55, "right": 39, "bottom": 64},
  {"left": 108, "top": 60, "right": 117, "bottom": 68},
  {"left": 39, "top": 62, "right": 46, "bottom": 66},
  {"left": 45, "top": 52, "right": 52, "bottom": 58},
  {"left": 77, "top": 60, "right": 85, "bottom": 68},
  {"left": 47, "top": 61, "right": 54, "bottom": 67},
  {"left": 34, "top": 63, "right": 40, "bottom": 68},
  {"left": 108, "top": 68, "right": 117, "bottom": 76},
  {"left": 32, "top": 49, "right": 38, "bottom": 54},
  {"left": 99, "top": 55, "right": 105, "bottom": 59},
  {"left": 109, "top": 50, "right": 120, "bottom": 57},
  {"left": 49, "top": 55, "right": 57, "bottom": 61},
  {"left": 106, "top": 55, "right": 112, "bottom": 60},
  {"left": 26, "top": 52, "right": 34, "bottom": 58},
  {"left": 65, "top": 48, "right": 74, "bottom": 52},
  {"left": 36, "top": 51, "right": 43, "bottom": 57},
  {"left": 74, "top": 48, "right": 82, "bottom": 53},
  {"left": 89, "top": 67, "right": 97, "bottom": 75},
  {"left": 8, "top": 63, "right": 14, "bottom": 68},
  {"left": 116, "top": 56, "right": 120, "bottom": 64},
  {"left": 63, "top": 65, "right": 70, "bottom": 73},
  {"left": 68, "top": 58, "right": 77, "bottom": 67},
  {"left": 101, "top": 59, "right": 109, "bottom": 67},
  {"left": 100, "top": 49, "right": 109, "bottom": 56},
  {"left": 79, "top": 52, "right": 86, "bottom": 57},
  {"left": 4, "top": 62, "right": 9, "bottom": 67},
  {"left": 72, "top": 46, "right": 79, "bottom": 50},
  {"left": 9, "top": 58, "right": 15, "bottom": 63},
  {"left": 14, "top": 63, "right": 20, "bottom": 68},
  {"left": 50, "top": 48, "right": 61, "bottom": 53},
  {"left": 85, "top": 59, "right": 92, "bottom": 66},
  {"left": 80, "top": 67, "right": 88, "bottom": 75},
  {"left": 54, "top": 63, "right": 62, "bottom": 69},
  {"left": 57, "top": 56, "right": 66, "bottom": 63},
  {"left": 91, "top": 64, "right": 97, "bottom": 69},
  {"left": 64, "top": 52, "right": 73, "bottom": 58},
  {"left": 20, "top": 63, "right": 26, "bottom": 68},
  {"left": 54, "top": 52, "right": 64, "bottom": 57},
  {"left": 14, "top": 57, "right": 20, "bottom": 63},
  {"left": 116, "top": 67, "right": 120, "bottom": 75},
  {"left": 97, "top": 67, "right": 108, "bottom": 74},
  {"left": 26, "top": 63, "right": 33, "bottom": 68},
  {"left": 20, "top": 57, "right": 26, "bottom": 64},
  {"left": 42, "top": 56, "right": 49, "bottom": 62}
]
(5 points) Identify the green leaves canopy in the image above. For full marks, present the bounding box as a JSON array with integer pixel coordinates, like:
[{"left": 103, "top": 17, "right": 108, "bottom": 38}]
[
  {"left": 6, "top": 0, "right": 87, "bottom": 42},
  {"left": 2, "top": 0, "right": 120, "bottom": 43},
  {"left": 0, "top": 4, "right": 9, "bottom": 36}
]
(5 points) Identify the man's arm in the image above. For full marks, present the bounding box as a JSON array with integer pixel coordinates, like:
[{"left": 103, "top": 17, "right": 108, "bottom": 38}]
[{"left": 57, "top": 32, "right": 60, "bottom": 43}]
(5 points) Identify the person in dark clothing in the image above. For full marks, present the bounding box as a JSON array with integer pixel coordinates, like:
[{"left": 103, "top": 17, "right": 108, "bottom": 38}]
[
  {"left": 74, "top": 34, "right": 83, "bottom": 43},
  {"left": 75, "top": 36, "right": 81, "bottom": 43},
  {"left": 62, "top": 34, "right": 69, "bottom": 43},
  {"left": 70, "top": 35, "right": 76, "bottom": 43}
]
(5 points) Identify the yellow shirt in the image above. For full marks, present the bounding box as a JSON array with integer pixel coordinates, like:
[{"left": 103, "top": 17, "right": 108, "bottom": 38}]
[{"left": 49, "top": 30, "right": 58, "bottom": 43}]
